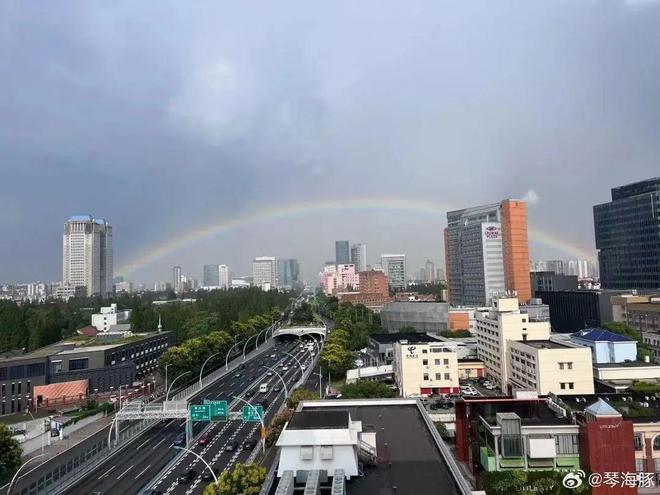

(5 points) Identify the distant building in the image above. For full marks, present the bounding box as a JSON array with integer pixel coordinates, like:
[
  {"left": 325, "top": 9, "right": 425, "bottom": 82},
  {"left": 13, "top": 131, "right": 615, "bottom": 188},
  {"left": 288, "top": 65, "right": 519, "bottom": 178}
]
[
  {"left": 335, "top": 240, "right": 350, "bottom": 265},
  {"left": 277, "top": 259, "right": 300, "bottom": 289},
  {"left": 114, "top": 281, "right": 132, "bottom": 293},
  {"left": 336, "top": 292, "right": 392, "bottom": 312},
  {"left": 320, "top": 264, "right": 359, "bottom": 295},
  {"left": 91, "top": 304, "right": 131, "bottom": 332},
  {"left": 445, "top": 199, "right": 531, "bottom": 306},
  {"left": 172, "top": 266, "right": 182, "bottom": 293},
  {"left": 531, "top": 271, "right": 578, "bottom": 295},
  {"left": 594, "top": 177, "right": 660, "bottom": 290},
  {"left": 424, "top": 259, "right": 435, "bottom": 282},
  {"left": 203, "top": 264, "right": 220, "bottom": 287},
  {"left": 62, "top": 215, "right": 113, "bottom": 297},
  {"left": 546, "top": 259, "right": 565, "bottom": 275},
  {"left": 380, "top": 254, "right": 407, "bottom": 290},
  {"left": 350, "top": 243, "right": 367, "bottom": 272},
  {"left": 571, "top": 328, "right": 637, "bottom": 364},
  {"left": 380, "top": 301, "right": 449, "bottom": 333},
  {"left": 252, "top": 256, "right": 277, "bottom": 290},
  {"left": 218, "top": 264, "right": 229, "bottom": 289},
  {"left": 358, "top": 270, "right": 389, "bottom": 297}
]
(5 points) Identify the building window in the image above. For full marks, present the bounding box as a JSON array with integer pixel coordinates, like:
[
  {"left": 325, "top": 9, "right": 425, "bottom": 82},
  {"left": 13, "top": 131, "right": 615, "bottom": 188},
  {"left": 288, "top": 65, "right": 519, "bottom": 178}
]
[
  {"left": 300, "top": 446, "right": 314, "bottom": 460},
  {"left": 634, "top": 433, "right": 644, "bottom": 451},
  {"left": 555, "top": 434, "right": 579, "bottom": 454},
  {"left": 560, "top": 383, "right": 566, "bottom": 390},
  {"left": 443, "top": 359, "right": 449, "bottom": 365},
  {"left": 320, "top": 445, "right": 333, "bottom": 460},
  {"left": 69, "top": 358, "right": 89, "bottom": 371},
  {"left": 435, "top": 373, "right": 442, "bottom": 380},
  {"left": 445, "top": 373, "right": 451, "bottom": 380},
  {"left": 559, "top": 363, "right": 564, "bottom": 370},
  {"left": 423, "top": 373, "right": 429, "bottom": 381},
  {"left": 434, "top": 359, "right": 441, "bottom": 365},
  {"left": 51, "top": 361, "right": 63, "bottom": 374},
  {"left": 653, "top": 435, "right": 660, "bottom": 451},
  {"left": 567, "top": 362, "right": 573, "bottom": 370},
  {"left": 568, "top": 383, "right": 574, "bottom": 390},
  {"left": 422, "top": 359, "right": 428, "bottom": 366},
  {"left": 636, "top": 458, "right": 645, "bottom": 473},
  {"left": 422, "top": 349, "right": 428, "bottom": 354}
]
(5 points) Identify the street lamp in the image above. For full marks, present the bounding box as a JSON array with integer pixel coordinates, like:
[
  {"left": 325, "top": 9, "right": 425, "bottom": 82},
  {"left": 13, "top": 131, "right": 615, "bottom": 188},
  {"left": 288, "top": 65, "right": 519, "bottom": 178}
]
[
  {"left": 232, "top": 395, "right": 266, "bottom": 454},
  {"left": 225, "top": 341, "right": 242, "bottom": 370},
  {"left": 8, "top": 454, "right": 48, "bottom": 495},
  {"left": 255, "top": 326, "right": 270, "bottom": 351},
  {"left": 262, "top": 365, "right": 288, "bottom": 399},
  {"left": 282, "top": 351, "right": 305, "bottom": 384},
  {"left": 242, "top": 334, "right": 258, "bottom": 361},
  {"left": 165, "top": 371, "right": 191, "bottom": 402},
  {"left": 173, "top": 446, "right": 218, "bottom": 484},
  {"left": 199, "top": 352, "right": 221, "bottom": 388},
  {"left": 164, "top": 363, "right": 170, "bottom": 397}
]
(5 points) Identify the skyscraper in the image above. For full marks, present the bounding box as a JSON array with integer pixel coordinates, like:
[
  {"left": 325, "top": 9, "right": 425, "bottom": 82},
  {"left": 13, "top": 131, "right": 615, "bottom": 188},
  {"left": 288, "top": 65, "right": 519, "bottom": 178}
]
[
  {"left": 218, "top": 264, "right": 230, "bottom": 289},
  {"left": 335, "top": 241, "right": 350, "bottom": 265},
  {"left": 546, "top": 260, "right": 565, "bottom": 275},
  {"left": 277, "top": 259, "right": 300, "bottom": 289},
  {"left": 62, "top": 215, "right": 113, "bottom": 297},
  {"left": 253, "top": 256, "right": 277, "bottom": 290},
  {"left": 425, "top": 259, "right": 435, "bottom": 282},
  {"left": 444, "top": 199, "right": 531, "bottom": 306},
  {"left": 203, "top": 264, "right": 220, "bottom": 287},
  {"left": 172, "top": 266, "right": 182, "bottom": 293},
  {"left": 350, "top": 243, "right": 367, "bottom": 272},
  {"left": 381, "top": 254, "right": 407, "bottom": 290},
  {"left": 594, "top": 178, "right": 660, "bottom": 289}
]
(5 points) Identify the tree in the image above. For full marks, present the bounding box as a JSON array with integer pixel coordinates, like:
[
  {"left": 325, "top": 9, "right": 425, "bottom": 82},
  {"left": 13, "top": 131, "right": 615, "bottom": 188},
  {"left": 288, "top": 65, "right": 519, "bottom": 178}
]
[
  {"left": 440, "top": 330, "right": 472, "bottom": 338},
  {"left": 203, "top": 463, "right": 266, "bottom": 495},
  {"left": 0, "top": 424, "right": 22, "bottom": 485},
  {"left": 266, "top": 408, "right": 294, "bottom": 447},
  {"left": 341, "top": 380, "right": 397, "bottom": 399},
  {"left": 397, "top": 325, "right": 418, "bottom": 334},
  {"left": 286, "top": 388, "right": 318, "bottom": 409},
  {"left": 319, "top": 342, "right": 354, "bottom": 378},
  {"left": 434, "top": 421, "right": 448, "bottom": 438}
]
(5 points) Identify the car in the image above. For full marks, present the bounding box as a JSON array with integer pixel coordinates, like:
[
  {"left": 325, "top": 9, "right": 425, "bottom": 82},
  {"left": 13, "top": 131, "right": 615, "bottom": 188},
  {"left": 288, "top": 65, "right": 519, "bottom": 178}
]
[
  {"left": 178, "top": 469, "right": 197, "bottom": 484},
  {"left": 225, "top": 440, "right": 239, "bottom": 452},
  {"left": 174, "top": 433, "right": 186, "bottom": 447},
  {"left": 257, "top": 399, "right": 269, "bottom": 409},
  {"left": 243, "top": 439, "right": 257, "bottom": 450},
  {"left": 247, "top": 376, "right": 255, "bottom": 382},
  {"left": 282, "top": 366, "right": 289, "bottom": 371},
  {"left": 201, "top": 468, "right": 219, "bottom": 482},
  {"left": 270, "top": 354, "right": 276, "bottom": 358},
  {"left": 484, "top": 383, "right": 496, "bottom": 391},
  {"left": 234, "top": 372, "right": 241, "bottom": 378},
  {"left": 239, "top": 364, "right": 245, "bottom": 370},
  {"left": 301, "top": 365, "right": 307, "bottom": 371},
  {"left": 429, "top": 402, "right": 442, "bottom": 410},
  {"left": 477, "top": 377, "right": 487, "bottom": 384},
  {"left": 197, "top": 434, "right": 212, "bottom": 446},
  {"left": 460, "top": 387, "right": 478, "bottom": 396},
  {"left": 273, "top": 386, "right": 280, "bottom": 392},
  {"left": 267, "top": 371, "right": 273, "bottom": 377}
]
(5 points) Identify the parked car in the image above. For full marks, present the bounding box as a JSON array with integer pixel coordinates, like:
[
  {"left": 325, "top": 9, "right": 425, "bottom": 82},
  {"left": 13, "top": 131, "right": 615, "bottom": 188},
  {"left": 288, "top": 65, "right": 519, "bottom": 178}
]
[
  {"left": 460, "top": 386, "right": 478, "bottom": 396},
  {"left": 225, "top": 440, "right": 239, "bottom": 452},
  {"left": 178, "top": 469, "right": 197, "bottom": 484},
  {"left": 484, "top": 383, "right": 496, "bottom": 391},
  {"left": 197, "top": 434, "right": 212, "bottom": 446}
]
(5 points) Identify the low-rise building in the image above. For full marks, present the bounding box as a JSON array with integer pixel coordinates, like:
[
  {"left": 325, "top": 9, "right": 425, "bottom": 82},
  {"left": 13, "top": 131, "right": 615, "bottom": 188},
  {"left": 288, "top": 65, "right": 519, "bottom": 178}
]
[
  {"left": 366, "top": 333, "right": 439, "bottom": 364},
  {"left": 91, "top": 303, "right": 131, "bottom": 332},
  {"left": 393, "top": 340, "right": 459, "bottom": 396},
  {"left": 507, "top": 340, "right": 595, "bottom": 395},
  {"left": 570, "top": 328, "right": 637, "bottom": 364}
]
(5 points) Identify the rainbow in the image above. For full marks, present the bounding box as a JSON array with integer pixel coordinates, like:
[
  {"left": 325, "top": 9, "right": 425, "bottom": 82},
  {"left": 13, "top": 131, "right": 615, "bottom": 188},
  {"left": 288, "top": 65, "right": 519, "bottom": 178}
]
[{"left": 117, "top": 197, "right": 595, "bottom": 275}]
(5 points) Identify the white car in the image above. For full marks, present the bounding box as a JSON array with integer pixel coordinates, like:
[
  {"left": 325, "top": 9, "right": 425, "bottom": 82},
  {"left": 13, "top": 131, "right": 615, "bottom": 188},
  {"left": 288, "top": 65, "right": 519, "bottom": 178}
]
[
  {"left": 267, "top": 372, "right": 273, "bottom": 377},
  {"left": 282, "top": 366, "right": 289, "bottom": 371},
  {"left": 484, "top": 383, "right": 496, "bottom": 391},
  {"left": 460, "top": 387, "right": 478, "bottom": 396},
  {"left": 300, "top": 365, "right": 307, "bottom": 371}
]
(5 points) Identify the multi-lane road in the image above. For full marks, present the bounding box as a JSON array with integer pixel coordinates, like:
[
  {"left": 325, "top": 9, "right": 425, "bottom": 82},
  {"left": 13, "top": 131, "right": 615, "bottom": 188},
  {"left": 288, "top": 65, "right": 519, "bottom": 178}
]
[{"left": 62, "top": 340, "right": 315, "bottom": 495}]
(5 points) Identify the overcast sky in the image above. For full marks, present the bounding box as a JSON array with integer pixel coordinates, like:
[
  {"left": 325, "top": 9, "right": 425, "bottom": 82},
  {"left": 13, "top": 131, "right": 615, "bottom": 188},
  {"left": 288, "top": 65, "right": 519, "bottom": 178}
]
[{"left": 2, "top": 1, "right": 660, "bottom": 285}]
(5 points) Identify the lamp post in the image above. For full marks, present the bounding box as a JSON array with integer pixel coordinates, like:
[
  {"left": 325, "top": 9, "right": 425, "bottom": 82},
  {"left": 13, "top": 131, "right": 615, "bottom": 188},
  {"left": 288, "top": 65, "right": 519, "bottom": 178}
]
[
  {"left": 225, "top": 341, "right": 242, "bottom": 370},
  {"left": 7, "top": 454, "right": 48, "bottom": 495},
  {"left": 282, "top": 351, "right": 305, "bottom": 385},
  {"left": 199, "top": 352, "right": 221, "bottom": 388},
  {"left": 232, "top": 395, "right": 266, "bottom": 454},
  {"left": 255, "top": 326, "right": 270, "bottom": 351},
  {"left": 262, "top": 365, "right": 288, "bottom": 399},
  {"left": 164, "top": 363, "right": 170, "bottom": 397},
  {"left": 165, "top": 371, "right": 191, "bottom": 402},
  {"left": 173, "top": 446, "right": 218, "bottom": 484},
  {"left": 242, "top": 334, "right": 258, "bottom": 361}
]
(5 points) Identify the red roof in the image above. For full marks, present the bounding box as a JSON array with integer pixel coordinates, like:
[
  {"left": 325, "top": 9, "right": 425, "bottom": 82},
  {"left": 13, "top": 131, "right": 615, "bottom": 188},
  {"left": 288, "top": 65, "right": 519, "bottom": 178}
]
[
  {"left": 77, "top": 326, "right": 99, "bottom": 336},
  {"left": 34, "top": 379, "right": 89, "bottom": 400}
]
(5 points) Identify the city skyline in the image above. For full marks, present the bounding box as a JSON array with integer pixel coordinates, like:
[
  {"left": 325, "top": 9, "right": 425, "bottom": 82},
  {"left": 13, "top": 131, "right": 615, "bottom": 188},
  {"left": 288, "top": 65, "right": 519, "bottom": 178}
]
[{"left": 3, "top": 2, "right": 660, "bottom": 285}]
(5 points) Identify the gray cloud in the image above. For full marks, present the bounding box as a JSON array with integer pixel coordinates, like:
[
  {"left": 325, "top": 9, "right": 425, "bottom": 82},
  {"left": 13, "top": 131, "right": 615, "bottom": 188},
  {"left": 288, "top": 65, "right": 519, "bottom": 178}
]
[{"left": 1, "top": 1, "right": 660, "bottom": 284}]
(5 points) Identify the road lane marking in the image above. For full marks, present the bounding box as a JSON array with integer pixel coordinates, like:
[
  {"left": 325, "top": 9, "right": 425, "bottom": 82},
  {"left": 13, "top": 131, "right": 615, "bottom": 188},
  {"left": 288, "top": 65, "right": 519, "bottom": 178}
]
[
  {"left": 151, "top": 437, "right": 168, "bottom": 450},
  {"left": 116, "top": 464, "right": 135, "bottom": 479},
  {"left": 97, "top": 464, "right": 117, "bottom": 480},
  {"left": 136, "top": 437, "right": 152, "bottom": 449},
  {"left": 134, "top": 463, "right": 152, "bottom": 479}
]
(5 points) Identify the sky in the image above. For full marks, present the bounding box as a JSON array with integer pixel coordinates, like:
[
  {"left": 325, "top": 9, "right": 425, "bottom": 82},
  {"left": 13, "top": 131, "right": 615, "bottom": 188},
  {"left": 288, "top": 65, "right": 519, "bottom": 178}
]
[{"left": 1, "top": 0, "right": 660, "bottom": 285}]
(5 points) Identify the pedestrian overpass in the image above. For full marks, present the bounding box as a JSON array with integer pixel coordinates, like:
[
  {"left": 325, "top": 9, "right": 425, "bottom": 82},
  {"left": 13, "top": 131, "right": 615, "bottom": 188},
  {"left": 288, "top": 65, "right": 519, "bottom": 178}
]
[{"left": 272, "top": 325, "right": 326, "bottom": 339}]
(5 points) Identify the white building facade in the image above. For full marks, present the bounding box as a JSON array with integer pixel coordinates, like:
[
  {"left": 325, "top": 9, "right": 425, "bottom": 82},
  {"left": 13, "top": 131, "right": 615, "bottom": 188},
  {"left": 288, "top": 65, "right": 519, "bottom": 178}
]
[
  {"left": 62, "top": 215, "right": 113, "bottom": 297},
  {"left": 393, "top": 340, "right": 459, "bottom": 396},
  {"left": 380, "top": 254, "right": 407, "bottom": 290},
  {"left": 253, "top": 256, "right": 277, "bottom": 290}
]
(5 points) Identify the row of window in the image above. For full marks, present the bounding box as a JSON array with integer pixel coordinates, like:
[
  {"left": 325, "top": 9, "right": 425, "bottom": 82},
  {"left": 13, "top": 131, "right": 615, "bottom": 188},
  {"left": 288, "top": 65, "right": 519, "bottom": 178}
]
[
  {"left": 422, "top": 373, "right": 452, "bottom": 381},
  {"left": 1, "top": 381, "right": 31, "bottom": 398},
  {"left": 299, "top": 445, "right": 334, "bottom": 461},
  {"left": 0, "top": 363, "right": 46, "bottom": 380},
  {"left": 421, "top": 359, "right": 451, "bottom": 366}
]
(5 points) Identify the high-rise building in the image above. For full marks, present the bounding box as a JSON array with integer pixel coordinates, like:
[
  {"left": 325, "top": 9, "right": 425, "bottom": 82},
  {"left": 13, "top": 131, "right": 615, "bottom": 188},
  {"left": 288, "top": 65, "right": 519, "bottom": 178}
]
[
  {"left": 424, "top": 260, "right": 435, "bottom": 282},
  {"left": 358, "top": 270, "right": 389, "bottom": 297},
  {"left": 380, "top": 254, "right": 407, "bottom": 290},
  {"left": 62, "top": 215, "right": 113, "bottom": 297},
  {"left": 594, "top": 178, "right": 660, "bottom": 289},
  {"left": 335, "top": 240, "right": 350, "bottom": 265},
  {"left": 444, "top": 199, "right": 531, "bottom": 306},
  {"left": 350, "top": 243, "right": 367, "bottom": 272},
  {"left": 218, "top": 264, "right": 230, "bottom": 289},
  {"left": 252, "top": 256, "right": 277, "bottom": 290},
  {"left": 172, "top": 266, "right": 182, "bottom": 293},
  {"left": 546, "top": 260, "right": 565, "bottom": 275},
  {"left": 203, "top": 264, "right": 220, "bottom": 287},
  {"left": 277, "top": 259, "right": 300, "bottom": 289}
]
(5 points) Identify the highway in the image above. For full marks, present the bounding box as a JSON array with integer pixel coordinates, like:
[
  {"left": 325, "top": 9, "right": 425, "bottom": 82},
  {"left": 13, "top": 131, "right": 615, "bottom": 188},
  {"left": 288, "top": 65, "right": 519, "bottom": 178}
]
[{"left": 60, "top": 340, "right": 314, "bottom": 495}]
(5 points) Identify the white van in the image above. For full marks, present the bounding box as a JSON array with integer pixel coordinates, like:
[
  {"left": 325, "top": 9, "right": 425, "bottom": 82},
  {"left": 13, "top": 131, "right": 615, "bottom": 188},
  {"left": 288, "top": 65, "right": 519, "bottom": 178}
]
[{"left": 259, "top": 383, "right": 268, "bottom": 393}]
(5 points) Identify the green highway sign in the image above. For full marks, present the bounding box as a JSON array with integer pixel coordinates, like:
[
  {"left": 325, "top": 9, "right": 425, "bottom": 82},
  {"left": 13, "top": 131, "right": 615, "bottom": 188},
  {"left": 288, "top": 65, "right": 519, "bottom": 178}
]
[
  {"left": 190, "top": 404, "right": 211, "bottom": 421},
  {"left": 203, "top": 399, "right": 228, "bottom": 420},
  {"left": 242, "top": 405, "right": 264, "bottom": 422}
]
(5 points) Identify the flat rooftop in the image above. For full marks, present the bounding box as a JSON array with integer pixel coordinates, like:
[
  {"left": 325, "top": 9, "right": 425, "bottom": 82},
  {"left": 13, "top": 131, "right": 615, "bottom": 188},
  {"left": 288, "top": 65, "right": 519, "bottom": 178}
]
[
  {"left": 463, "top": 397, "right": 573, "bottom": 427},
  {"left": 287, "top": 410, "right": 348, "bottom": 430},
  {"left": 518, "top": 340, "right": 569, "bottom": 350},
  {"left": 594, "top": 361, "right": 659, "bottom": 368},
  {"left": 368, "top": 333, "right": 439, "bottom": 344},
  {"left": 299, "top": 401, "right": 462, "bottom": 495}
]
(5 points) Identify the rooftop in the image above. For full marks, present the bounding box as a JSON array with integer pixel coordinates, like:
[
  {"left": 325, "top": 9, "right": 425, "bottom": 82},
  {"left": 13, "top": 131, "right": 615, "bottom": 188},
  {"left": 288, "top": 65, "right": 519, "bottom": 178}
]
[
  {"left": 517, "top": 340, "right": 570, "bottom": 350},
  {"left": 287, "top": 410, "right": 348, "bottom": 430},
  {"left": 467, "top": 397, "right": 573, "bottom": 427},
  {"left": 368, "top": 333, "right": 439, "bottom": 344},
  {"left": 593, "top": 361, "right": 658, "bottom": 368},
  {"left": 297, "top": 400, "right": 463, "bottom": 495},
  {"left": 572, "top": 328, "right": 633, "bottom": 343}
]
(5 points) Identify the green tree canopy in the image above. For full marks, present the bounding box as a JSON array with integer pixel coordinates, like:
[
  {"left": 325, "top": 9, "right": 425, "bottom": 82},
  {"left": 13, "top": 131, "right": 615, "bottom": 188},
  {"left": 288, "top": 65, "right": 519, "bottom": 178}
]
[
  {"left": 0, "top": 424, "right": 22, "bottom": 485},
  {"left": 341, "top": 380, "right": 397, "bottom": 399},
  {"left": 286, "top": 388, "right": 318, "bottom": 409},
  {"left": 203, "top": 463, "right": 266, "bottom": 495}
]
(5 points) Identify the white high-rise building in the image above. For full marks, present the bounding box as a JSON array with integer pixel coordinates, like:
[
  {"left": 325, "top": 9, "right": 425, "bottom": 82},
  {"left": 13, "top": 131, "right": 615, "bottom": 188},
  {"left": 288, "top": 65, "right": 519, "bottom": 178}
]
[
  {"left": 380, "top": 254, "right": 407, "bottom": 290},
  {"left": 218, "top": 264, "right": 230, "bottom": 289},
  {"left": 252, "top": 256, "right": 277, "bottom": 290},
  {"left": 172, "top": 266, "right": 182, "bottom": 293},
  {"left": 350, "top": 243, "right": 367, "bottom": 272},
  {"left": 424, "top": 259, "right": 436, "bottom": 282},
  {"left": 62, "top": 215, "right": 113, "bottom": 297}
]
